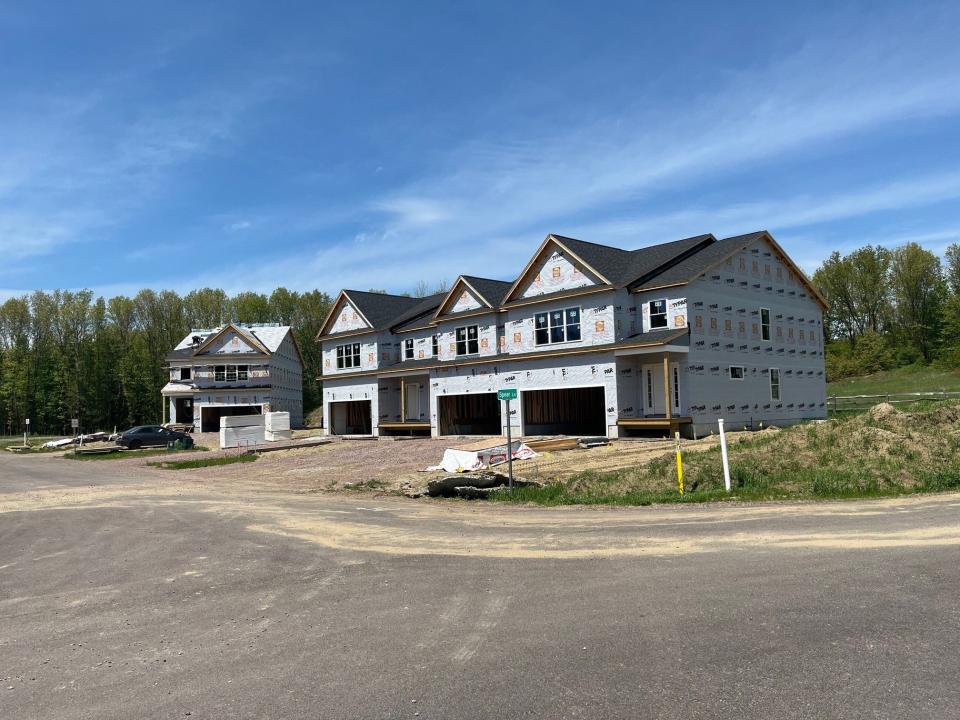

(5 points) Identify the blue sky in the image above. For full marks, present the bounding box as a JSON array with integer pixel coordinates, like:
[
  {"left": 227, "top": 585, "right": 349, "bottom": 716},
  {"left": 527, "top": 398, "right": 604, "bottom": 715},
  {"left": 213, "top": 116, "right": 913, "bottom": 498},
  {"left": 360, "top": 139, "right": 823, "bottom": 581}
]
[{"left": 2, "top": 1, "right": 960, "bottom": 298}]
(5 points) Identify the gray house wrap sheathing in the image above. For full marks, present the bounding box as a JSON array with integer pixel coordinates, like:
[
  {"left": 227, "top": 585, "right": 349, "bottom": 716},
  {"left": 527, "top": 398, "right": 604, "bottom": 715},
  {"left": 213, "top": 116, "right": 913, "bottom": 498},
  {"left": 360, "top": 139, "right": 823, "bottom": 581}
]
[{"left": 316, "top": 230, "right": 827, "bottom": 438}]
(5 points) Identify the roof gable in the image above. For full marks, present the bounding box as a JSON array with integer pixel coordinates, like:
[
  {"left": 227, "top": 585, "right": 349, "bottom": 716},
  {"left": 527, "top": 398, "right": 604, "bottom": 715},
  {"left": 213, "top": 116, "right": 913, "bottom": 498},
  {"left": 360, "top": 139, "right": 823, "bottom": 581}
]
[
  {"left": 433, "top": 276, "right": 512, "bottom": 319},
  {"left": 193, "top": 323, "right": 271, "bottom": 357},
  {"left": 504, "top": 236, "right": 605, "bottom": 303},
  {"left": 328, "top": 294, "right": 372, "bottom": 334}
]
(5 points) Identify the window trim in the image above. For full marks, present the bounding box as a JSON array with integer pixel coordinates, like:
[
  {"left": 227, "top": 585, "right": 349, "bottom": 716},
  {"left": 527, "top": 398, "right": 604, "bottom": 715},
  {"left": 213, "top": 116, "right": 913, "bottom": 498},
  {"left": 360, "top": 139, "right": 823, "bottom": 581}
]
[
  {"left": 769, "top": 367, "right": 781, "bottom": 401},
  {"left": 534, "top": 306, "right": 582, "bottom": 346},
  {"left": 648, "top": 299, "right": 668, "bottom": 330},
  {"left": 729, "top": 365, "right": 745, "bottom": 380},
  {"left": 455, "top": 325, "right": 480, "bottom": 356},
  {"left": 335, "top": 342, "right": 362, "bottom": 369},
  {"left": 760, "top": 307, "right": 771, "bottom": 341}
]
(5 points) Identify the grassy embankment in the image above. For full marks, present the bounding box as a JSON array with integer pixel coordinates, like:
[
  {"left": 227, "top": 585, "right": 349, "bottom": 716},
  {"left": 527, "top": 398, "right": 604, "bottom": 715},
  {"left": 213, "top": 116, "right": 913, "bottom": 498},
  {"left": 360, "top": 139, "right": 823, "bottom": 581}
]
[
  {"left": 494, "top": 402, "right": 960, "bottom": 506},
  {"left": 65, "top": 447, "right": 209, "bottom": 461},
  {"left": 149, "top": 454, "right": 258, "bottom": 470},
  {"left": 828, "top": 365, "right": 960, "bottom": 396}
]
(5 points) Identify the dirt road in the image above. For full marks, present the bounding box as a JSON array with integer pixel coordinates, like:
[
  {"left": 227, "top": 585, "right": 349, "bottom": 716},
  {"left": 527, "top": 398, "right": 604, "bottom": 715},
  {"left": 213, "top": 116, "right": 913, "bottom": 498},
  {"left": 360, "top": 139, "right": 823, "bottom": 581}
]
[{"left": 3, "top": 451, "right": 960, "bottom": 718}]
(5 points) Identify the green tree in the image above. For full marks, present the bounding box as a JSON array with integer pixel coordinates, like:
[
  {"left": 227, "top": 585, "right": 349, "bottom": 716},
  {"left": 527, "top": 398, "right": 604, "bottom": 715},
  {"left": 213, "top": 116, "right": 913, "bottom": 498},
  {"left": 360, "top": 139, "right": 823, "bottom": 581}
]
[{"left": 889, "top": 243, "right": 945, "bottom": 362}]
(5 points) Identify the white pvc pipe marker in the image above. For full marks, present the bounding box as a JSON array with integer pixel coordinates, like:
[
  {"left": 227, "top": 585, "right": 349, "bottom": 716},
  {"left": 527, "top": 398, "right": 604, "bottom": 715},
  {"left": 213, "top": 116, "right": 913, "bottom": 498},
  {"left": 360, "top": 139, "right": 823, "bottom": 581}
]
[{"left": 718, "top": 418, "right": 732, "bottom": 492}]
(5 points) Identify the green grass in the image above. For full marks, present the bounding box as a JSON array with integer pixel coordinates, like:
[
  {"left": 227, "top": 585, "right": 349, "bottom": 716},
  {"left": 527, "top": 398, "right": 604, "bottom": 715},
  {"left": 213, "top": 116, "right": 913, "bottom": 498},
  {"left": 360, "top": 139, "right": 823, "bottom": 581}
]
[
  {"left": 65, "top": 446, "right": 208, "bottom": 461},
  {"left": 0, "top": 436, "right": 66, "bottom": 450},
  {"left": 828, "top": 364, "right": 960, "bottom": 396},
  {"left": 490, "top": 403, "right": 960, "bottom": 507},
  {"left": 149, "top": 454, "right": 258, "bottom": 470}
]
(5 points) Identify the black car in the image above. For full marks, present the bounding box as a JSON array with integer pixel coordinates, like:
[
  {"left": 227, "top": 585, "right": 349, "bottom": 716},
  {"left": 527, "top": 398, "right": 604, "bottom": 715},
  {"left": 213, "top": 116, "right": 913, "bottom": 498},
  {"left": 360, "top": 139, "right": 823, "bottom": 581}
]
[{"left": 117, "top": 425, "right": 193, "bottom": 450}]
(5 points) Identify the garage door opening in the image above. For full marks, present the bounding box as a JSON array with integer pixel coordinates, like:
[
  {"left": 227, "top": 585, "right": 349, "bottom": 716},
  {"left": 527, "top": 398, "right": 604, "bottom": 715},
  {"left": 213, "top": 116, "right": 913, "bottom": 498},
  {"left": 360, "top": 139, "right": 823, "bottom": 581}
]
[
  {"left": 330, "top": 400, "right": 372, "bottom": 435},
  {"left": 200, "top": 404, "right": 261, "bottom": 433},
  {"left": 438, "top": 393, "right": 500, "bottom": 435},
  {"left": 522, "top": 387, "right": 606, "bottom": 437}
]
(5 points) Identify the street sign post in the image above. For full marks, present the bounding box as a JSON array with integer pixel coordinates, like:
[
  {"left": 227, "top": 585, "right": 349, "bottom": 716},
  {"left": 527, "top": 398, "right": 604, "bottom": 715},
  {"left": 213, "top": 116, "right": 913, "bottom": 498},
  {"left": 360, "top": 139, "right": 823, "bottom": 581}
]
[
  {"left": 497, "top": 389, "right": 518, "bottom": 489},
  {"left": 24, "top": 418, "right": 30, "bottom": 447}
]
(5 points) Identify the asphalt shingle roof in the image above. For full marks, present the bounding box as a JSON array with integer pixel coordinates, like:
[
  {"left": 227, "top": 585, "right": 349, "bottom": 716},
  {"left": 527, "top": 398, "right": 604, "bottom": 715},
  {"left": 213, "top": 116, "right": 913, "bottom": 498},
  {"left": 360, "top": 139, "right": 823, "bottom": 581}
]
[
  {"left": 461, "top": 276, "right": 514, "bottom": 306},
  {"left": 629, "top": 232, "right": 766, "bottom": 291},
  {"left": 551, "top": 233, "right": 714, "bottom": 288},
  {"left": 339, "top": 290, "right": 426, "bottom": 331},
  {"left": 321, "top": 230, "right": 778, "bottom": 338}
]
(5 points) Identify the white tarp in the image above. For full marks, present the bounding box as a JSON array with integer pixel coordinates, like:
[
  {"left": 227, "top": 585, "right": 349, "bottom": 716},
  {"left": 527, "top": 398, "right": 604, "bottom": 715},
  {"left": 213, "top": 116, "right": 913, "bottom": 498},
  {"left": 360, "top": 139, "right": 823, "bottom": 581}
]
[{"left": 426, "top": 441, "right": 539, "bottom": 473}]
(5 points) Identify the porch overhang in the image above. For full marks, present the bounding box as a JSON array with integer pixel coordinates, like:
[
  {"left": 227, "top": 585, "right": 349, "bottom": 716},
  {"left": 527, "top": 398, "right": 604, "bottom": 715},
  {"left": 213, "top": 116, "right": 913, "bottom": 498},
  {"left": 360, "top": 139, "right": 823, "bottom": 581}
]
[
  {"left": 613, "top": 343, "right": 688, "bottom": 358},
  {"left": 161, "top": 382, "right": 196, "bottom": 396}
]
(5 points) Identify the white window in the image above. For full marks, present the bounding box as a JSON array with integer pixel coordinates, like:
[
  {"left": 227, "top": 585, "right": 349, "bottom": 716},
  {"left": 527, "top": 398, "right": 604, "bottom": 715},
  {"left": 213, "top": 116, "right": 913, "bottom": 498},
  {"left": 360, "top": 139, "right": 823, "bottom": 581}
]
[
  {"left": 760, "top": 307, "right": 771, "bottom": 341},
  {"left": 404, "top": 339, "right": 414, "bottom": 360},
  {"left": 729, "top": 366, "right": 744, "bottom": 380},
  {"left": 214, "top": 365, "right": 226, "bottom": 381},
  {"left": 455, "top": 325, "right": 479, "bottom": 356},
  {"left": 432, "top": 335, "right": 439, "bottom": 357},
  {"left": 648, "top": 299, "right": 668, "bottom": 329},
  {"left": 237, "top": 365, "right": 248, "bottom": 381},
  {"left": 770, "top": 368, "right": 781, "bottom": 400},
  {"left": 534, "top": 307, "right": 581, "bottom": 345},
  {"left": 180, "top": 367, "right": 191, "bottom": 381},
  {"left": 336, "top": 343, "right": 361, "bottom": 369},
  {"left": 226, "top": 365, "right": 238, "bottom": 382}
]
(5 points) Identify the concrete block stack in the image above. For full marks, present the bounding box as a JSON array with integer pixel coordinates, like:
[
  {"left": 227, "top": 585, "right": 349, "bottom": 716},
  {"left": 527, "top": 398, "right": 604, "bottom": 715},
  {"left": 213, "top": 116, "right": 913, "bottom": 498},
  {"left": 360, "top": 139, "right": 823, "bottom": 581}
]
[
  {"left": 265, "top": 412, "right": 292, "bottom": 442},
  {"left": 219, "top": 414, "right": 265, "bottom": 449}
]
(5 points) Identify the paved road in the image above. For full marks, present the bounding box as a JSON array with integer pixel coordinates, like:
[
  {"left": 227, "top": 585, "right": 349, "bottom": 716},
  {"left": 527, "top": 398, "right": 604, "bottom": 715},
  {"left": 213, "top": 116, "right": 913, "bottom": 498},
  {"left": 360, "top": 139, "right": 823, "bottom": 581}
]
[{"left": 2, "top": 453, "right": 960, "bottom": 719}]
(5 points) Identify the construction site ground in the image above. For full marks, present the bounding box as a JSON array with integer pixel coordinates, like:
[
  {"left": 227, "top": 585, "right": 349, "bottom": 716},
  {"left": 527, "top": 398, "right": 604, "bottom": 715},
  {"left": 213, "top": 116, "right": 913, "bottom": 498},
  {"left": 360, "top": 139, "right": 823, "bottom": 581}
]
[{"left": 38, "top": 431, "right": 740, "bottom": 496}]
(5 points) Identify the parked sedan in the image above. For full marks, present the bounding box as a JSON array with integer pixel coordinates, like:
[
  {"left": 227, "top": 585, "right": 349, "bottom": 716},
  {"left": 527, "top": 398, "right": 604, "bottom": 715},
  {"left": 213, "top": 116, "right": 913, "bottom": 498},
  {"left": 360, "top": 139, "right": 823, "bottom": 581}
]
[{"left": 116, "top": 425, "right": 193, "bottom": 450}]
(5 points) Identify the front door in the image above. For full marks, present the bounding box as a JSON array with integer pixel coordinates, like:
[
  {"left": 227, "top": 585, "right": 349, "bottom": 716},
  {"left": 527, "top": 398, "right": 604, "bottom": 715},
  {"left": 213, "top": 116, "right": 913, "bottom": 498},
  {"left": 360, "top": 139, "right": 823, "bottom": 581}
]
[
  {"left": 642, "top": 363, "right": 681, "bottom": 416},
  {"left": 404, "top": 383, "right": 421, "bottom": 421}
]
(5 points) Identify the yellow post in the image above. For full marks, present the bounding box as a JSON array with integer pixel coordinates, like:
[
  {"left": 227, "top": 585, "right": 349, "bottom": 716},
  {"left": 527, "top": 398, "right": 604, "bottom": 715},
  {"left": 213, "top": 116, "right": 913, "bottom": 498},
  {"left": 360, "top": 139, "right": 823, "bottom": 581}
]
[{"left": 674, "top": 431, "right": 684, "bottom": 496}]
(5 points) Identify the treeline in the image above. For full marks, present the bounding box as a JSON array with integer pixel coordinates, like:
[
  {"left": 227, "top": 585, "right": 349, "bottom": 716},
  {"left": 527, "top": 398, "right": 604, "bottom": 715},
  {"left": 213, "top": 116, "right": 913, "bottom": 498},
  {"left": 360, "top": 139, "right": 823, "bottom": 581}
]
[
  {"left": 0, "top": 288, "right": 331, "bottom": 436},
  {"left": 813, "top": 242, "right": 960, "bottom": 379}
]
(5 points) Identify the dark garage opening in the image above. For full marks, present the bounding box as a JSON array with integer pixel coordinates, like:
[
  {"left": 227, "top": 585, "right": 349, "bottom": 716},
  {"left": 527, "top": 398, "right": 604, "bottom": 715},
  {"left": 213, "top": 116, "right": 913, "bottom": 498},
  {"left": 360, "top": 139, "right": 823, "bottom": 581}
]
[
  {"left": 200, "top": 404, "right": 261, "bottom": 433},
  {"left": 438, "top": 393, "right": 500, "bottom": 435},
  {"left": 330, "top": 400, "right": 372, "bottom": 435},
  {"left": 522, "top": 387, "right": 606, "bottom": 436}
]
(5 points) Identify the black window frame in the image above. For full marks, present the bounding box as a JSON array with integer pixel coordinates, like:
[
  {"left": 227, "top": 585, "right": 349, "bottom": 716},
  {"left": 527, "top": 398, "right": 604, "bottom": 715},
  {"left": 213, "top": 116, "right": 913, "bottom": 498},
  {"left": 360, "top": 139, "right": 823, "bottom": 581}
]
[
  {"left": 336, "top": 342, "right": 362, "bottom": 369},
  {"left": 648, "top": 299, "right": 668, "bottom": 329},
  {"left": 760, "top": 307, "right": 771, "bottom": 341},
  {"left": 770, "top": 367, "right": 781, "bottom": 400},
  {"left": 455, "top": 325, "right": 479, "bottom": 356},
  {"left": 534, "top": 307, "right": 581, "bottom": 346}
]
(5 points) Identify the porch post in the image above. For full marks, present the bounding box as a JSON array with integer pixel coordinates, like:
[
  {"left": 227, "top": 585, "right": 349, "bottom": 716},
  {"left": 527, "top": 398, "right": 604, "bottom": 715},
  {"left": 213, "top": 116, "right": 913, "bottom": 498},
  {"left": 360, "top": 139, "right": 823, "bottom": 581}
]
[
  {"left": 400, "top": 377, "right": 406, "bottom": 423},
  {"left": 161, "top": 394, "right": 166, "bottom": 425},
  {"left": 662, "top": 353, "right": 672, "bottom": 421}
]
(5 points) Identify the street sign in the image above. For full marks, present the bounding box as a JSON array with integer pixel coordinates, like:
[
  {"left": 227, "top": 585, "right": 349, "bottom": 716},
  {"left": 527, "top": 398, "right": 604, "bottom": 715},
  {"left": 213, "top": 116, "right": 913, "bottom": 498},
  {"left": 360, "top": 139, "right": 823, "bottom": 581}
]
[
  {"left": 497, "top": 389, "right": 517, "bottom": 488},
  {"left": 71, "top": 418, "right": 79, "bottom": 429}
]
